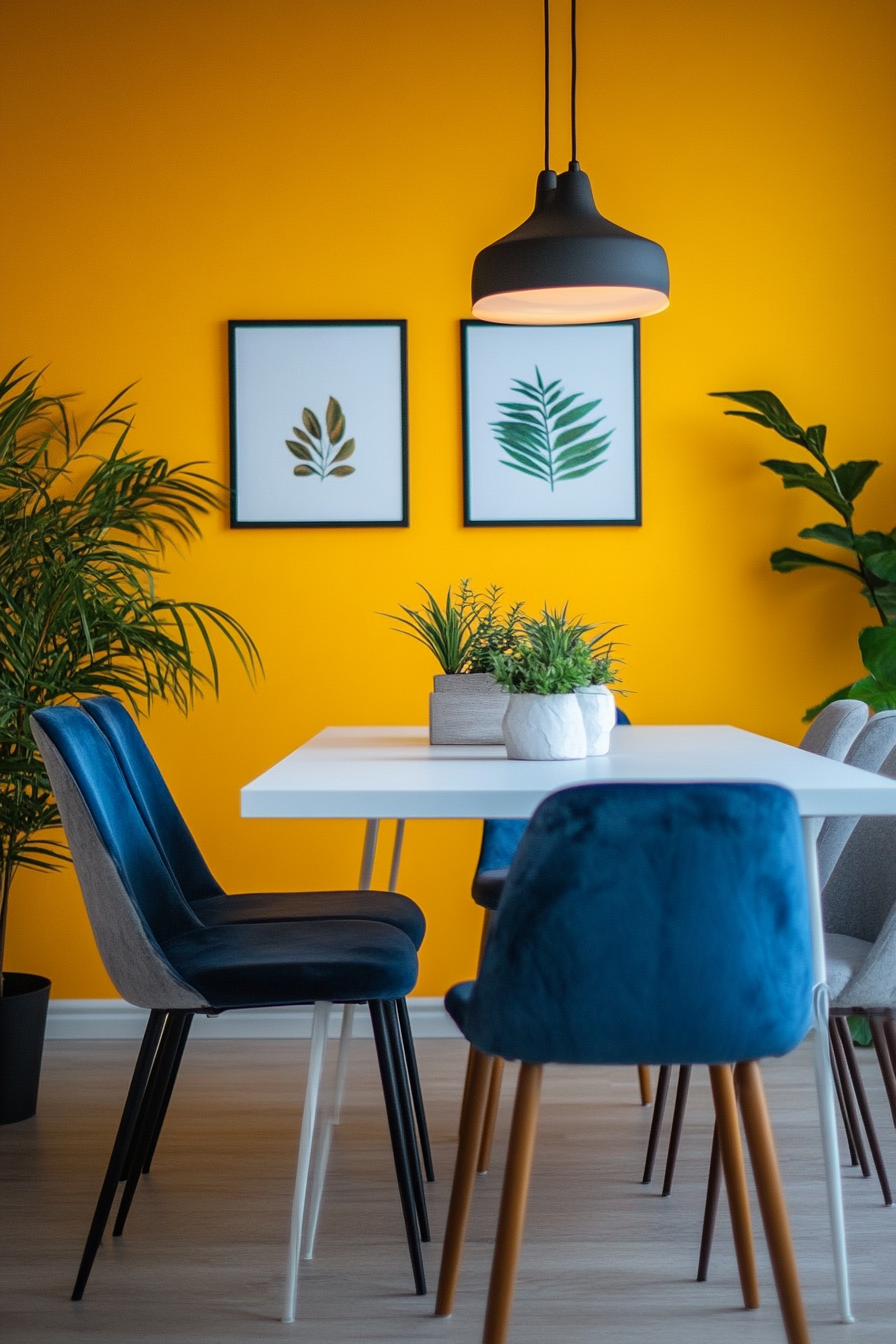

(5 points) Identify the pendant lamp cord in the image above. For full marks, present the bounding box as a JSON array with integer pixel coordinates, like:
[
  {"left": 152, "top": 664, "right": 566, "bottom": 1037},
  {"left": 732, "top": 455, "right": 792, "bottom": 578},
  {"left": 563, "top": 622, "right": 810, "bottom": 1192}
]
[
  {"left": 570, "top": 0, "right": 578, "bottom": 165},
  {"left": 543, "top": 0, "right": 551, "bottom": 170}
]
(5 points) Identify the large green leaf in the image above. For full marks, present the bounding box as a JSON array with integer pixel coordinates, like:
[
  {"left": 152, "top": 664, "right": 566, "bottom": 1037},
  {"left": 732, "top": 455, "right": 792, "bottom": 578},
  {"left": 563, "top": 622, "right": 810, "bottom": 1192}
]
[
  {"left": 770, "top": 548, "right": 862, "bottom": 576},
  {"left": 859, "top": 626, "right": 896, "bottom": 685},
  {"left": 761, "top": 459, "right": 851, "bottom": 516},
  {"left": 831, "top": 460, "right": 881, "bottom": 502},
  {"left": 797, "top": 523, "right": 856, "bottom": 551},
  {"left": 864, "top": 551, "right": 896, "bottom": 583}
]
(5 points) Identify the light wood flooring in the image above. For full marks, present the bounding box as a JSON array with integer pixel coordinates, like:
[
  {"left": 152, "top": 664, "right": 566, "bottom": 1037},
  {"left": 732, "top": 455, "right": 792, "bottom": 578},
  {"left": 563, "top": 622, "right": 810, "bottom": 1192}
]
[{"left": 2, "top": 1035, "right": 896, "bottom": 1342}]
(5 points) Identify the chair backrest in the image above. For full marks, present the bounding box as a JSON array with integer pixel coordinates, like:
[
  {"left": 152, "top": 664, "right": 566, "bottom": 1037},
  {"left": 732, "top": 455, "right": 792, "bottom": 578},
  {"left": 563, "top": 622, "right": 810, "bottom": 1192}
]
[
  {"left": 475, "top": 706, "right": 632, "bottom": 877},
  {"left": 817, "top": 710, "right": 896, "bottom": 888},
  {"left": 824, "top": 741, "right": 896, "bottom": 944},
  {"left": 31, "top": 707, "right": 205, "bottom": 1010},
  {"left": 798, "top": 699, "right": 868, "bottom": 760},
  {"left": 462, "top": 782, "right": 812, "bottom": 1066},
  {"left": 79, "top": 697, "right": 223, "bottom": 903}
]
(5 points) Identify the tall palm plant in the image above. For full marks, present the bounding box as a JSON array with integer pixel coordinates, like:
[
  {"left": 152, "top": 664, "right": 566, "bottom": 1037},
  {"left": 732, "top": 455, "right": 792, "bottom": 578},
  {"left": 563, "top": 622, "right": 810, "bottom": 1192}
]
[{"left": 0, "top": 363, "right": 261, "bottom": 984}]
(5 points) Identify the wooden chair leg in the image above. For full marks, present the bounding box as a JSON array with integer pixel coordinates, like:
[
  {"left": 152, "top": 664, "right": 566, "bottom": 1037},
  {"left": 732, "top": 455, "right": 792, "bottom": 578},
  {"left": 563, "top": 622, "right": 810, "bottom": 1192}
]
[
  {"left": 435, "top": 1047, "right": 493, "bottom": 1316},
  {"left": 482, "top": 1063, "right": 543, "bottom": 1344},
  {"left": 477, "top": 1058, "right": 505, "bottom": 1174},
  {"left": 638, "top": 1065, "right": 652, "bottom": 1106},
  {"left": 696, "top": 1122, "right": 722, "bottom": 1281},
  {"left": 735, "top": 1061, "right": 810, "bottom": 1344},
  {"left": 708, "top": 1065, "right": 759, "bottom": 1310},
  {"left": 641, "top": 1064, "right": 671, "bottom": 1183}
]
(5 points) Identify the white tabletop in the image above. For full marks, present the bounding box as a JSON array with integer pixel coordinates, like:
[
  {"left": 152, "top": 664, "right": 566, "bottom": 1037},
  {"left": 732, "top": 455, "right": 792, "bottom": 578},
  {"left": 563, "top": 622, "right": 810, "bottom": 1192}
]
[{"left": 241, "top": 724, "right": 896, "bottom": 820}]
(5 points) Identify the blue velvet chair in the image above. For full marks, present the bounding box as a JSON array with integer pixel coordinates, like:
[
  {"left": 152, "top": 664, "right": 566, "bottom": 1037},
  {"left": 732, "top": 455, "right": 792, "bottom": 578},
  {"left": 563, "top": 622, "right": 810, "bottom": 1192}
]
[
  {"left": 78, "top": 695, "right": 433, "bottom": 1188},
  {"left": 31, "top": 707, "right": 429, "bottom": 1317},
  {"left": 435, "top": 781, "right": 812, "bottom": 1344}
]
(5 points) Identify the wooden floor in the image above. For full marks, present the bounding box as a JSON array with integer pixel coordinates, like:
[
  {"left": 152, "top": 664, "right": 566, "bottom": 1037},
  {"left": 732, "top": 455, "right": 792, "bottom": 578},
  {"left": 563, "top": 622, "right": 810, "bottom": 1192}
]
[{"left": 3, "top": 1036, "right": 896, "bottom": 1342}]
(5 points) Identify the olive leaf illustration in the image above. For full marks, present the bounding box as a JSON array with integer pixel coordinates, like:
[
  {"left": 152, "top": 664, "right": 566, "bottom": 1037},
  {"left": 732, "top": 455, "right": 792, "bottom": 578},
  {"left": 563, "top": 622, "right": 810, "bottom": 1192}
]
[
  {"left": 286, "top": 396, "right": 356, "bottom": 480},
  {"left": 490, "top": 366, "right": 613, "bottom": 491}
]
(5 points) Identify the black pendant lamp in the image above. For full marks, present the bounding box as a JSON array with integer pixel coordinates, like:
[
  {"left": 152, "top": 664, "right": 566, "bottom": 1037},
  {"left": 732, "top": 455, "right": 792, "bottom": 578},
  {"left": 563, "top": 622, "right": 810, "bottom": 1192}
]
[{"left": 472, "top": 0, "right": 669, "bottom": 325}]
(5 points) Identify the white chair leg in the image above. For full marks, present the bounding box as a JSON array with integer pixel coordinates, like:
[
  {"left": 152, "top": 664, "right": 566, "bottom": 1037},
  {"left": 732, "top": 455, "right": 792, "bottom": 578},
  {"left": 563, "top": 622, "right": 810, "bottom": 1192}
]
[
  {"left": 302, "top": 1003, "right": 356, "bottom": 1260},
  {"left": 282, "top": 1000, "right": 331, "bottom": 1323}
]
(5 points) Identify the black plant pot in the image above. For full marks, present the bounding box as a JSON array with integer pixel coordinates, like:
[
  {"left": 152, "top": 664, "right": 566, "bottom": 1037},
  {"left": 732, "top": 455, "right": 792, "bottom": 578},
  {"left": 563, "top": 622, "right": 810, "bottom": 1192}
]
[{"left": 0, "top": 972, "right": 51, "bottom": 1124}]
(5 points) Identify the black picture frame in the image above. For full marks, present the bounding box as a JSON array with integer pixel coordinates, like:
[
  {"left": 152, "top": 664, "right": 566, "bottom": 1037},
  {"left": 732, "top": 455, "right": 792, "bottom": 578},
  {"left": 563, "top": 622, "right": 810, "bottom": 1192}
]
[
  {"left": 461, "top": 318, "right": 642, "bottom": 528},
  {"left": 229, "top": 319, "right": 409, "bottom": 528}
]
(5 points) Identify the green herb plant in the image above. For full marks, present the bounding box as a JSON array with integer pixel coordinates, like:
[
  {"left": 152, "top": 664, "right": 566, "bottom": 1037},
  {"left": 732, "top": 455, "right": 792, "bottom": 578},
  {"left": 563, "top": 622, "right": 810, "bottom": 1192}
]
[
  {"left": 0, "top": 363, "right": 262, "bottom": 987},
  {"left": 383, "top": 581, "right": 524, "bottom": 675},
  {"left": 286, "top": 396, "right": 355, "bottom": 480},
  {"left": 491, "top": 367, "right": 613, "bottom": 491},
  {"left": 712, "top": 389, "right": 896, "bottom": 720},
  {"left": 491, "top": 606, "right": 622, "bottom": 696}
]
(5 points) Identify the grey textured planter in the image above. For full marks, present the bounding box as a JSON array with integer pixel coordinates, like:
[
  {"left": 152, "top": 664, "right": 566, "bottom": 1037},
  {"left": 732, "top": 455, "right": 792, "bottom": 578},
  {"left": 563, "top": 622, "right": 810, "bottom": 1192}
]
[{"left": 429, "top": 673, "right": 508, "bottom": 746}]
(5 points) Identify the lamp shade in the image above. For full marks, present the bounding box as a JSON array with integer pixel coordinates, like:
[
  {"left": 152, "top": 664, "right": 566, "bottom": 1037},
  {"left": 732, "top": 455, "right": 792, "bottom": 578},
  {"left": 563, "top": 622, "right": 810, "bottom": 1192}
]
[{"left": 472, "top": 164, "right": 669, "bottom": 325}]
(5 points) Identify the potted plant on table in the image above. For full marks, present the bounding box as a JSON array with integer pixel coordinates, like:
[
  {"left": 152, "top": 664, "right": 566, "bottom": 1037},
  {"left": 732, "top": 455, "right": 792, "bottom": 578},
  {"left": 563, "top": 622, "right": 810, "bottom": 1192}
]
[
  {"left": 384, "top": 581, "right": 524, "bottom": 745},
  {"left": 0, "top": 363, "right": 260, "bottom": 1124},
  {"left": 491, "top": 608, "right": 623, "bottom": 760}
]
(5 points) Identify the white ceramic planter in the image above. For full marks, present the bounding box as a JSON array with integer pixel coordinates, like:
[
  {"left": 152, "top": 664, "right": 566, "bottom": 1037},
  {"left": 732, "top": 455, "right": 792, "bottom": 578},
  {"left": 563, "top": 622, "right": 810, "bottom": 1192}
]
[
  {"left": 575, "top": 684, "right": 617, "bottom": 756},
  {"left": 502, "top": 693, "right": 587, "bottom": 761},
  {"left": 428, "top": 672, "right": 507, "bottom": 746}
]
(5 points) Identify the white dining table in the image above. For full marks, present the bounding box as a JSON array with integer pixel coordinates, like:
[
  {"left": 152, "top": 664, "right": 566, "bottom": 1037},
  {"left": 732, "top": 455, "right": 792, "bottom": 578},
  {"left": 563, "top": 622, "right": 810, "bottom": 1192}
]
[{"left": 242, "top": 722, "right": 896, "bottom": 1323}]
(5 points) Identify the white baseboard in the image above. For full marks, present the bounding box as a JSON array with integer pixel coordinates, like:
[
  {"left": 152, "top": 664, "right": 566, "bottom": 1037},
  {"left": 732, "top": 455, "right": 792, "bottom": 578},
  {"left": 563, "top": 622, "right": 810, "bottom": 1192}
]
[{"left": 45, "top": 997, "right": 461, "bottom": 1041}]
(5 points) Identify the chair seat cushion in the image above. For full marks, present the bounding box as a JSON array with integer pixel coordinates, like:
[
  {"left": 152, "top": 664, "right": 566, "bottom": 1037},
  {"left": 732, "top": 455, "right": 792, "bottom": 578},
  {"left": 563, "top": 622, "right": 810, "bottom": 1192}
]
[
  {"left": 162, "top": 919, "right": 418, "bottom": 1010},
  {"left": 471, "top": 870, "right": 508, "bottom": 912},
  {"left": 190, "top": 890, "right": 426, "bottom": 949},
  {"left": 827, "top": 932, "right": 873, "bottom": 1003}
]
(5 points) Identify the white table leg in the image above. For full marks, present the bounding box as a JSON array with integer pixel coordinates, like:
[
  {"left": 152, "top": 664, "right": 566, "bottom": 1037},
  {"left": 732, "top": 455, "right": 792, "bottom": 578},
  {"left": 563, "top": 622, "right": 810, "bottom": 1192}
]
[
  {"left": 282, "top": 1000, "right": 331, "bottom": 1323},
  {"left": 802, "top": 816, "right": 853, "bottom": 1323},
  {"left": 359, "top": 818, "right": 380, "bottom": 889},
  {"left": 389, "top": 819, "right": 406, "bottom": 891},
  {"left": 302, "top": 818, "right": 386, "bottom": 1264}
]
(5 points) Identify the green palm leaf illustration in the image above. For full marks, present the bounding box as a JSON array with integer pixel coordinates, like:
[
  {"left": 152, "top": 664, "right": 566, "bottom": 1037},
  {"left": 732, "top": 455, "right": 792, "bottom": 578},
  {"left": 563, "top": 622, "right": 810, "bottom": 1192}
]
[
  {"left": 286, "top": 397, "right": 357, "bottom": 480},
  {"left": 489, "top": 366, "right": 613, "bottom": 491}
]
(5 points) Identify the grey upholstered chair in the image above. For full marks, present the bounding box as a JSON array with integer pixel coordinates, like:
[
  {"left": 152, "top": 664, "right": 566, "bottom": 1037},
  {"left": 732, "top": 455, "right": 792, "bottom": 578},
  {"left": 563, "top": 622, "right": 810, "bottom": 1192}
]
[
  {"left": 824, "top": 740, "right": 896, "bottom": 1194},
  {"left": 817, "top": 710, "right": 896, "bottom": 888}
]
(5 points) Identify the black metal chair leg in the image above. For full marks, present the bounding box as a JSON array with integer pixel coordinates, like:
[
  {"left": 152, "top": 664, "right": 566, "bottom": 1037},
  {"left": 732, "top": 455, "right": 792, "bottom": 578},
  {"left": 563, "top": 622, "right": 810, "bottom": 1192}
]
[
  {"left": 72, "top": 1010, "right": 166, "bottom": 1301},
  {"left": 696, "top": 1122, "right": 722, "bottom": 1281},
  {"left": 641, "top": 1064, "right": 671, "bottom": 1183},
  {"left": 830, "top": 1018, "right": 870, "bottom": 1177},
  {"left": 142, "top": 1013, "right": 193, "bottom": 1174},
  {"left": 831, "top": 1040, "right": 860, "bottom": 1167},
  {"left": 114, "top": 1013, "right": 192, "bottom": 1236},
  {"left": 384, "top": 1000, "right": 430, "bottom": 1242},
  {"left": 835, "top": 1017, "right": 893, "bottom": 1205},
  {"left": 662, "top": 1065, "right": 692, "bottom": 1196},
  {"left": 396, "top": 995, "right": 435, "bottom": 1182},
  {"left": 369, "top": 1000, "right": 427, "bottom": 1295}
]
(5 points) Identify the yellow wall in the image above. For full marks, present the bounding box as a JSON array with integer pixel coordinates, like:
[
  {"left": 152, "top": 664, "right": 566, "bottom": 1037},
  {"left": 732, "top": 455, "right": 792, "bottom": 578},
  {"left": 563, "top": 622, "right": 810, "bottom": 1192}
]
[{"left": 2, "top": 0, "right": 895, "bottom": 997}]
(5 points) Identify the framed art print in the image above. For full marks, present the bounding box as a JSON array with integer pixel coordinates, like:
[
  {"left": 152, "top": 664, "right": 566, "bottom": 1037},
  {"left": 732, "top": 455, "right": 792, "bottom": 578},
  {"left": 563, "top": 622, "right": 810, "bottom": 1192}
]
[
  {"left": 229, "top": 320, "right": 408, "bottom": 527},
  {"left": 461, "top": 319, "right": 641, "bottom": 527}
]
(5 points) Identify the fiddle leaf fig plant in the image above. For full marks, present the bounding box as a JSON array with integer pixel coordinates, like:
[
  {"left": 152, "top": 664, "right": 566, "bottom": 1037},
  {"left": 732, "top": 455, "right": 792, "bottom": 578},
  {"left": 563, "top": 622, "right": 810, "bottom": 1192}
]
[
  {"left": 712, "top": 388, "right": 896, "bottom": 719},
  {"left": 0, "top": 363, "right": 262, "bottom": 985}
]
